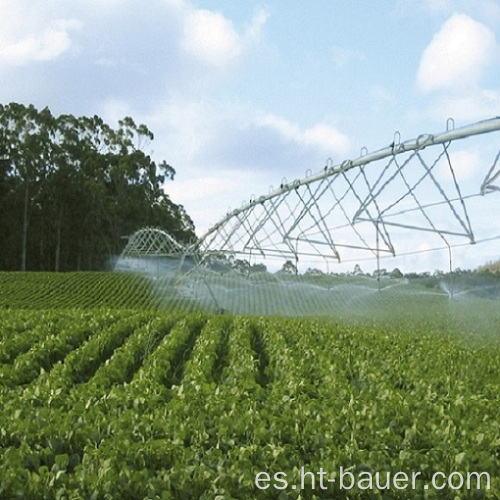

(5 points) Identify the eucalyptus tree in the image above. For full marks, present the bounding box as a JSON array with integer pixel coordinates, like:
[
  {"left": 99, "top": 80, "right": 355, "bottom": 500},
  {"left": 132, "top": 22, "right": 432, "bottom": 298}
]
[
  {"left": 0, "top": 103, "right": 56, "bottom": 270},
  {"left": 0, "top": 103, "right": 195, "bottom": 271}
]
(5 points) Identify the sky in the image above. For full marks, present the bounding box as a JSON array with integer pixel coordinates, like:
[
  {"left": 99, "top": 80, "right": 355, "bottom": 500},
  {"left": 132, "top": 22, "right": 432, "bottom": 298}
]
[{"left": 1, "top": 0, "right": 500, "bottom": 272}]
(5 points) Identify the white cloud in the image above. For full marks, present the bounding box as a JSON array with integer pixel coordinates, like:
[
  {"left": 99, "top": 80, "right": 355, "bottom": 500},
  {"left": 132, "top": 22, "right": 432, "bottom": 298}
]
[
  {"left": 180, "top": 5, "right": 268, "bottom": 68},
  {"left": 126, "top": 97, "right": 352, "bottom": 236},
  {"left": 257, "top": 114, "right": 351, "bottom": 157},
  {"left": 140, "top": 96, "right": 351, "bottom": 174},
  {"left": 181, "top": 9, "right": 242, "bottom": 67},
  {"left": 0, "top": 6, "right": 80, "bottom": 66},
  {"left": 140, "top": 98, "right": 219, "bottom": 167},
  {"left": 417, "top": 13, "right": 497, "bottom": 93},
  {"left": 303, "top": 124, "right": 351, "bottom": 155},
  {"left": 0, "top": 0, "right": 346, "bottom": 239}
]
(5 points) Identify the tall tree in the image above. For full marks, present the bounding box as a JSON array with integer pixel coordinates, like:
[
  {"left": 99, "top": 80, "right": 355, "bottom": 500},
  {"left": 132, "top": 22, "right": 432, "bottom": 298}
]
[
  {"left": 0, "top": 103, "right": 196, "bottom": 271},
  {"left": 0, "top": 104, "right": 55, "bottom": 270}
]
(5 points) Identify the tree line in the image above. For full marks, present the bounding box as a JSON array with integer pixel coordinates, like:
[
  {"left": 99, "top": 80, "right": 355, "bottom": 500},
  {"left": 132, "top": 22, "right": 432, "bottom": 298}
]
[{"left": 0, "top": 103, "right": 196, "bottom": 271}]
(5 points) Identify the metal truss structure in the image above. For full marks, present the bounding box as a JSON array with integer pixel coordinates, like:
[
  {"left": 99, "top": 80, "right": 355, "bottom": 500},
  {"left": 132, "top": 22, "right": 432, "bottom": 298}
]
[
  {"left": 193, "top": 117, "right": 500, "bottom": 270},
  {"left": 120, "top": 227, "right": 186, "bottom": 258}
]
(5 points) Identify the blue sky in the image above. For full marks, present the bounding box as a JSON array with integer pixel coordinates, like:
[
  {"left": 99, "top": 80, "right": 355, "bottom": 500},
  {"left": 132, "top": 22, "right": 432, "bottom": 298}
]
[{"left": 1, "top": 0, "right": 500, "bottom": 271}]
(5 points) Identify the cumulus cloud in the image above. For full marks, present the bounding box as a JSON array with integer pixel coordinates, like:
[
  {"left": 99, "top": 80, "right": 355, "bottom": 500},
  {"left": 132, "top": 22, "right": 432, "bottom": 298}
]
[
  {"left": 181, "top": 10, "right": 242, "bottom": 67},
  {"left": 257, "top": 114, "right": 351, "bottom": 158},
  {"left": 181, "top": 7, "right": 268, "bottom": 68},
  {"left": 0, "top": 0, "right": 346, "bottom": 236},
  {"left": 417, "top": 13, "right": 497, "bottom": 92},
  {"left": 0, "top": 19, "right": 81, "bottom": 65},
  {"left": 139, "top": 97, "right": 351, "bottom": 180}
]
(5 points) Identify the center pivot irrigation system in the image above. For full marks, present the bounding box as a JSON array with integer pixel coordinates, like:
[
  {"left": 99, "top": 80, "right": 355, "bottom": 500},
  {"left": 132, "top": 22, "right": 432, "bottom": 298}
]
[
  {"left": 121, "top": 117, "right": 500, "bottom": 276},
  {"left": 193, "top": 116, "right": 500, "bottom": 273}
]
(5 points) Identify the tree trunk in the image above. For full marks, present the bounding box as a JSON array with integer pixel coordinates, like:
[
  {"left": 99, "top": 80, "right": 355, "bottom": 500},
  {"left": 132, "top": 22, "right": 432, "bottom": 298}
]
[
  {"left": 39, "top": 225, "right": 44, "bottom": 270},
  {"left": 21, "top": 183, "right": 29, "bottom": 271},
  {"left": 55, "top": 208, "right": 63, "bottom": 272},
  {"left": 77, "top": 240, "right": 82, "bottom": 271}
]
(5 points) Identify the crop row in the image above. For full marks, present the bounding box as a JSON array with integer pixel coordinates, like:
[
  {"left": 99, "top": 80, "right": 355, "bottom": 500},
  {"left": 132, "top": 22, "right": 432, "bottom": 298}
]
[
  {"left": 0, "top": 272, "right": 195, "bottom": 311},
  {"left": 1, "top": 311, "right": 500, "bottom": 498}
]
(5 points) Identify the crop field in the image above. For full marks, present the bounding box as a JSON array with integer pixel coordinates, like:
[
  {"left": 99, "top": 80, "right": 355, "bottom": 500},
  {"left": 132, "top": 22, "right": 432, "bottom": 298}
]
[
  {"left": 0, "top": 272, "right": 176, "bottom": 311},
  {"left": 1, "top": 272, "right": 500, "bottom": 499}
]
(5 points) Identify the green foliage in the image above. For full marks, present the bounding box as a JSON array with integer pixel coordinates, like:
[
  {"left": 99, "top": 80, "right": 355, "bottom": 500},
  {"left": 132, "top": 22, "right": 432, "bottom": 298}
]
[
  {"left": 1, "top": 273, "right": 500, "bottom": 497},
  {"left": 0, "top": 271, "right": 197, "bottom": 311},
  {"left": 0, "top": 102, "right": 196, "bottom": 271},
  {"left": 0, "top": 311, "right": 500, "bottom": 497}
]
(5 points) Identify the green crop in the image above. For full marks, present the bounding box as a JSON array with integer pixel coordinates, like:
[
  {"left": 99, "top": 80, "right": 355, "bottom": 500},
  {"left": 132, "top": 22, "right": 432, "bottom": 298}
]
[
  {"left": 0, "top": 310, "right": 499, "bottom": 498},
  {"left": 0, "top": 272, "right": 197, "bottom": 311},
  {"left": 1, "top": 272, "right": 500, "bottom": 498}
]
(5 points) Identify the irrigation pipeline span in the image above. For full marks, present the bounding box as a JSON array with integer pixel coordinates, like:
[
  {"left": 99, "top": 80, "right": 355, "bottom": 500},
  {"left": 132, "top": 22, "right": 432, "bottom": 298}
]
[{"left": 196, "top": 116, "right": 500, "bottom": 247}]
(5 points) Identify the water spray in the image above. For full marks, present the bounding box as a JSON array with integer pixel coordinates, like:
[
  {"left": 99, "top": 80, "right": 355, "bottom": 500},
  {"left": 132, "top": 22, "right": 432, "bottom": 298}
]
[{"left": 115, "top": 118, "right": 500, "bottom": 325}]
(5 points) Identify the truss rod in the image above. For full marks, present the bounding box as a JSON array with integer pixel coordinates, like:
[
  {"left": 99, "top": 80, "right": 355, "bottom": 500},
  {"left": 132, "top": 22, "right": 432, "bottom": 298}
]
[
  {"left": 196, "top": 117, "right": 500, "bottom": 247},
  {"left": 286, "top": 236, "right": 394, "bottom": 253},
  {"left": 356, "top": 218, "right": 474, "bottom": 239}
]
